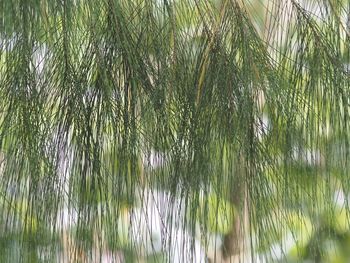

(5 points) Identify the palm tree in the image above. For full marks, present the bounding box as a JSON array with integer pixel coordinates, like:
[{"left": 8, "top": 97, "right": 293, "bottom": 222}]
[{"left": 1, "top": 0, "right": 350, "bottom": 262}]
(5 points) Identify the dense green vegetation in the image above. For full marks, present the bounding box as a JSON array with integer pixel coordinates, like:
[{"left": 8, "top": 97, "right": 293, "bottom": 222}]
[{"left": 1, "top": 0, "right": 350, "bottom": 262}]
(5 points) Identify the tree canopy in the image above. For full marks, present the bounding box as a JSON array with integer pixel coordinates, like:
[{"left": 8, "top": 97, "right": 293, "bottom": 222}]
[{"left": 1, "top": 0, "right": 350, "bottom": 262}]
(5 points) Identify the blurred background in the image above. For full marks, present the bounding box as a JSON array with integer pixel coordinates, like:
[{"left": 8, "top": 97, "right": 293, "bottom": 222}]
[{"left": 1, "top": 0, "right": 350, "bottom": 262}]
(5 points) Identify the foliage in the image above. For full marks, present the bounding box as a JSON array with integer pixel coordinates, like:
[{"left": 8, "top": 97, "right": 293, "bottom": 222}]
[{"left": 1, "top": 0, "right": 350, "bottom": 262}]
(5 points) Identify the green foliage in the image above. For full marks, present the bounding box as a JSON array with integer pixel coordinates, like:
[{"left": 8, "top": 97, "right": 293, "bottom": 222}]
[
  {"left": 197, "top": 193, "right": 235, "bottom": 234},
  {"left": 1, "top": 0, "right": 350, "bottom": 261}
]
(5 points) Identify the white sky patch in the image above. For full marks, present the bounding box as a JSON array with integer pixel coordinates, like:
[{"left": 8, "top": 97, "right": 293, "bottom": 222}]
[
  {"left": 292, "top": 147, "right": 323, "bottom": 166},
  {"left": 295, "top": 0, "right": 328, "bottom": 20},
  {"left": 142, "top": 149, "right": 169, "bottom": 169},
  {"left": 255, "top": 114, "right": 270, "bottom": 141},
  {"left": 55, "top": 206, "right": 78, "bottom": 231},
  {"left": 130, "top": 188, "right": 207, "bottom": 262},
  {"left": 32, "top": 43, "right": 50, "bottom": 76},
  {"left": 334, "top": 190, "right": 347, "bottom": 208},
  {"left": 0, "top": 33, "right": 18, "bottom": 52}
]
